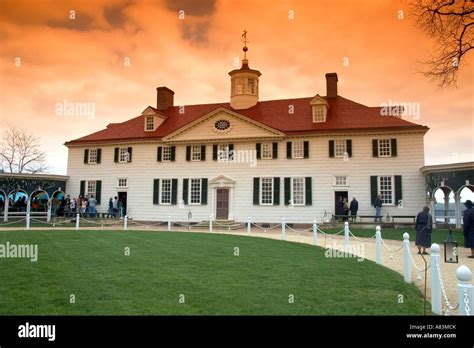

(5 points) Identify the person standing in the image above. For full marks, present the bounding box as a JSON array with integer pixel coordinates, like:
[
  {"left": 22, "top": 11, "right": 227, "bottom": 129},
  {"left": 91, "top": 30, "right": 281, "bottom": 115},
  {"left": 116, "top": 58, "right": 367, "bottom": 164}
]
[
  {"left": 107, "top": 198, "right": 113, "bottom": 218},
  {"left": 350, "top": 197, "right": 359, "bottom": 222},
  {"left": 415, "top": 206, "right": 433, "bottom": 255},
  {"left": 88, "top": 195, "right": 97, "bottom": 218},
  {"left": 463, "top": 200, "right": 474, "bottom": 259},
  {"left": 343, "top": 198, "right": 349, "bottom": 221},
  {"left": 113, "top": 196, "right": 118, "bottom": 217},
  {"left": 374, "top": 194, "right": 382, "bottom": 222}
]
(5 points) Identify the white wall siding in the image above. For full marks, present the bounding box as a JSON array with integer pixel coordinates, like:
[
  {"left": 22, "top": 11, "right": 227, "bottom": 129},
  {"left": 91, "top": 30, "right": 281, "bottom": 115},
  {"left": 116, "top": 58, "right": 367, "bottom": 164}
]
[{"left": 66, "top": 132, "right": 426, "bottom": 223}]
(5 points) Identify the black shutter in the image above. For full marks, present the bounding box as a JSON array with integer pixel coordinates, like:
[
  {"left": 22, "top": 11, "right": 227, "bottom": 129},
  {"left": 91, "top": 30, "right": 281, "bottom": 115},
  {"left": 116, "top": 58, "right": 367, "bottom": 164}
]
[
  {"left": 370, "top": 176, "right": 378, "bottom": 205},
  {"left": 395, "top": 175, "right": 402, "bottom": 204},
  {"left": 153, "top": 179, "right": 159, "bottom": 204},
  {"left": 212, "top": 145, "right": 218, "bottom": 161},
  {"left": 346, "top": 140, "right": 352, "bottom": 157},
  {"left": 83, "top": 149, "right": 89, "bottom": 164},
  {"left": 284, "top": 177, "right": 291, "bottom": 205},
  {"left": 273, "top": 177, "right": 280, "bottom": 205},
  {"left": 391, "top": 139, "right": 398, "bottom": 157},
  {"left": 171, "top": 179, "right": 178, "bottom": 205},
  {"left": 170, "top": 146, "right": 176, "bottom": 161},
  {"left": 272, "top": 143, "right": 278, "bottom": 159},
  {"left": 201, "top": 178, "right": 208, "bottom": 205},
  {"left": 286, "top": 142, "right": 292, "bottom": 158},
  {"left": 95, "top": 180, "right": 101, "bottom": 205},
  {"left": 256, "top": 143, "right": 261, "bottom": 159},
  {"left": 372, "top": 140, "right": 378, "bottom": 157},
  {"left": 305, "top": 177, "right": 312, "bottom": 206},
  {"left": 96, "top": 149, "right": 101, "bottom": 163},
  {"left": 228, "top": 144, "right": 234, "bottom": 160},
  {"left": 186, "top": 146, "right": 191, "bottom": 161},
  {"left": 127, "top": 147, "right": 132, "bottom": 162},
  {"left": 157, "top": 147, "right": 162, "bottom": 162},
  {"left": 80, "top": 181, "right": 85, "bottom": 197},
  {"left": 303, "top": 141, "right": 309, "bottom": 158},
  {"left": 329, "top": 140, "right": 335, "bottom": 158},
  {"left": 201, "top": 145, "right": 206, "bottom": 161},
  {"left": 114, "top": 148, "right": 119, "bottom": 163},
  {"left": 253, "top": 178, "right": 260, "bottom": 205},
  {"left": 182, "top": 179, "right": 189, "bottom": 204}
]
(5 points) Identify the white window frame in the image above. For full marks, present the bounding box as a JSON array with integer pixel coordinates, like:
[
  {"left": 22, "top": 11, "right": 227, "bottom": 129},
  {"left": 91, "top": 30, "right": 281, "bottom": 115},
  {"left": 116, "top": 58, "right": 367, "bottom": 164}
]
[
  {"left": 261, "top": 143, "right": 273, "bottom": 159},
  {"left": 160, "top": 179, "right": 172, "bottom": 205},
  {"left": 292, "top": 141, "right": 304, "bottom": 159},
  {"left": 334, "top": 176, "right": 348, "bottom": 187},
  {"left": 145, "top": 116, "right": 154, "bottom": 131},
  {"left": 334, "top": 140, "right": 347, "bottom": 158},
  {"left": 191, "top": 145, "right": 202, "bottom": 161},
  {"left": 291, "top": 177, "right": 305, "bottom": 206},
  {"left": 312, "top": 105, "right": 325, "bottom": 122},
  {"left": 378, "top": 175, "right": 394, "bottom": 205},
  {"left": 260, "top": 177, "right": 274, "bottom": 205},
  {"left": 162, "top": 146, "right": 172, "bottom": 162},
  {"left": 218, "top": 144, "right": 230, "bottom": 161},
  {"left": 86, "top": 180, "right": 96, "bottom": 197},
  {"left": 189, "top": 178, "right": 201, "bottom": 205},
  {"left": 237, "top": 84, "right": 243, "bottom": 94},
  {"left": 117, "top": 178, "right": 128, "bottom": 188},
  {"left": 378, "top": 139, "right": 391, "bottom": 157},
  {"left": 248, "top": 78, "right": 255, "bottom": 94},
  {"left": 119, "top": 147, "right": 129, "bottom": 163},
  {"left": 88, "top": 149, "right": 98, "bottom": 164}
]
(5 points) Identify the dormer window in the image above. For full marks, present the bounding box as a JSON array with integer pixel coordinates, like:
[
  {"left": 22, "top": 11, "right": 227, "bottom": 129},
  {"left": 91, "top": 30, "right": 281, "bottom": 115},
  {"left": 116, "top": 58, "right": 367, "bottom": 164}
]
[
  {"left": 310, "top": 94, "right": 329, "bottom": 123},
  {"left": 145, "top": 116, "right": 154, "bottom": 131}
]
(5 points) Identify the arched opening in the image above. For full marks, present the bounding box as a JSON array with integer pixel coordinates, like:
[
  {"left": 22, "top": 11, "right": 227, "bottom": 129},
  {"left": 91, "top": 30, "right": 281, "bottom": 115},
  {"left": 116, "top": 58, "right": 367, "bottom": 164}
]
[
  {"left": 29, "top": 190, "right": 49, "bottom": 212},
  {"left": 433, "top": 186, "right": 454, "bottom": 224},
  {"left": 459, "top": 185, "right": 474, "bottom": 222},
  {"left": 51, "top": 190, "right": 65, "bottom": 217},
  {"left": 0, "top": 190, "right": 6, "bottom": 220},
  {"left": 8, "top": 189, "right": 28, "bottom": 213}
]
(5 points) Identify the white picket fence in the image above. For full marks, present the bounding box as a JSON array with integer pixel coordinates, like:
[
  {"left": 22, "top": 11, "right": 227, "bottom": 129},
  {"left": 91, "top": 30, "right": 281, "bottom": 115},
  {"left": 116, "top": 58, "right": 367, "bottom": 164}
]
[{"left": 4, "top": 213, "right": 473, "bottom": 316}]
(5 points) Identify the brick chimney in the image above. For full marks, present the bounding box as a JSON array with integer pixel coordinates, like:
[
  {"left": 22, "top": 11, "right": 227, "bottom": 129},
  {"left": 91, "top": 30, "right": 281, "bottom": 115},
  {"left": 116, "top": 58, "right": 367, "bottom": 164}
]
[
  {"left": 325, "top": 73, "right": 338, "bottom": 98},
  {"left": 156, "top": 87, "right": 174, "bottom": 111}
]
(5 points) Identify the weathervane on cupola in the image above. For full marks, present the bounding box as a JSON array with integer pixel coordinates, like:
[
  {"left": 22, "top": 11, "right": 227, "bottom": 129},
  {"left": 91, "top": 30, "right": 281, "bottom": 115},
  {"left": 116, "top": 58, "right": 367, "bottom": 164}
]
[{"left": 228, "top": 30, "right": 261, "bottom": 110}]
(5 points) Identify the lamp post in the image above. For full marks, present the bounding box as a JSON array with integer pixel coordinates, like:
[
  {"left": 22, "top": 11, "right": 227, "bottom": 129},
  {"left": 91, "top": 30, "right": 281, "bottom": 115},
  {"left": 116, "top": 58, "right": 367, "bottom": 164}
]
[{"left": 444, "top": 228, "right": 458, "bottom": 264}]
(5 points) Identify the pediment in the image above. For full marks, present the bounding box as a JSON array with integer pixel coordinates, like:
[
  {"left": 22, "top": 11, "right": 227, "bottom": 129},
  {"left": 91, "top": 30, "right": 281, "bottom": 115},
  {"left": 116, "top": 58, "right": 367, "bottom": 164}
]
[
  {"left": 209, "top": 175, "right": 236, "bottom": 187},
  {"left": 310, "top": 94, "right": 329, "bottom": 107},
  {"left": 162, "top": 107, "right": 285, "bottom": 143}
]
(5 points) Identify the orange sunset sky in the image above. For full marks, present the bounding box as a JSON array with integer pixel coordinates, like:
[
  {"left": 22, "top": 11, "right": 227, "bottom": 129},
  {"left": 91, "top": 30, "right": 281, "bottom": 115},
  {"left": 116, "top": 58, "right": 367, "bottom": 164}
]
[{"left": 0, "top": 0, "right": 473, "bottom": 175}]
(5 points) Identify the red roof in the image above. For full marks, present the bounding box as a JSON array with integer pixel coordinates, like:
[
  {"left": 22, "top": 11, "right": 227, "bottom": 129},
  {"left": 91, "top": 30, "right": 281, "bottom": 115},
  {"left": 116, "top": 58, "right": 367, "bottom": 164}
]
[{"left": 65, "top": 96, "right": 428, "bottom": 145}]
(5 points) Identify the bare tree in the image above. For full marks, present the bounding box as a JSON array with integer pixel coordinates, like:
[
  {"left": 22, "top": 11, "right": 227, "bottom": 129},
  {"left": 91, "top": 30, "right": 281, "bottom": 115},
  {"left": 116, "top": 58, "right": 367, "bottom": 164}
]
[
  {"left": 411, "top": 0, "right": 474, "bottom": 87},
  {"left": 0, "top": 125, "right": 49, "bottom": 174}
]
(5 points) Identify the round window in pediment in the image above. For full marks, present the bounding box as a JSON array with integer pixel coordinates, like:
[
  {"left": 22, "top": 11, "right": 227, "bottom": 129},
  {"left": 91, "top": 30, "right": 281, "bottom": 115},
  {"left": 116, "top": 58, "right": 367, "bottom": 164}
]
[{"left": 215, "top": 119, "right": 231, "bottom": 131}]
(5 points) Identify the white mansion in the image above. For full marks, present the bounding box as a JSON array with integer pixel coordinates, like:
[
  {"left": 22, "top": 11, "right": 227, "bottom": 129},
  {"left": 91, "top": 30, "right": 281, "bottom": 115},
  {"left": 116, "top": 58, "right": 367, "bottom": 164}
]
[{"left": 65, "top": 49, "right": 429, "bottom": 223}]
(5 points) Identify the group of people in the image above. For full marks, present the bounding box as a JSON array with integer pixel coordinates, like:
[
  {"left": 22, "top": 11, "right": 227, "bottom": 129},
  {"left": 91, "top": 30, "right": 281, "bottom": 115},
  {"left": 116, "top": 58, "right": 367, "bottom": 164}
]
[
  {"left": 336, "top": 196, "right": 359, "bottom": 221},
  {"left": 51, "top": 194, "right": 97, "bottom": 218},
  {"left": 107, "top": 197, "right": 124, "bottom": 218},
  {"left": 414, "top": 200, "right": 474, "bottom": 259}
]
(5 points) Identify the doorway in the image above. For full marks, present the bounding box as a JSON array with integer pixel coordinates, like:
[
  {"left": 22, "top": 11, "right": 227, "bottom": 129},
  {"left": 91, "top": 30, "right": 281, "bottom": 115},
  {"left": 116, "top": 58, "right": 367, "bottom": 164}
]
[
  {"left": 216, "top": 188, "right": 229, "bottom": 220},
  {"left": 334, "top": 191, "right": 349, "bottom": 216},
  {"left": 118, "top": 192, "right": 127, "bottom": 217}
]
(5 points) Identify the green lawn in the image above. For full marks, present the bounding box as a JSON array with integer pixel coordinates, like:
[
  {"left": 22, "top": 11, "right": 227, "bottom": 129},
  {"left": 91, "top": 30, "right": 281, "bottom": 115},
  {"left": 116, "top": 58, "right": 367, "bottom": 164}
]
[{"left": 0, "top": 230, "right": 425, "bottom": 315}]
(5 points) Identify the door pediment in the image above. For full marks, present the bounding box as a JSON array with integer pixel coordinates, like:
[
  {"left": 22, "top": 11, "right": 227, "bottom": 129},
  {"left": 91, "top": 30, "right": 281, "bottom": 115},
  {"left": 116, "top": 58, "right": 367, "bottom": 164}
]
[{"left": 209, "top": 175, "right": 236, "bottom": 188}]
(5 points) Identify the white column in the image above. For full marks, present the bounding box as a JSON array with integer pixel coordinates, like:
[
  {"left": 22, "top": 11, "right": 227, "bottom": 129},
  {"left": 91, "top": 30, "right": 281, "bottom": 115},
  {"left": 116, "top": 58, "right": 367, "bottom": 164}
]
[
  {"left": 281, "top": 218, "right": 286, "bottom": 241},
  {"left": 4, "top": 196, "right": 9, "bottom": 222},
  {"left": 247, "top": 217, "right": 251, "bottom": 235},
  {"left": 47, "top": 199, "right": 52, "bottom": 222},
  {"left": 403, "top": 233, "right": 411, "bottom": 283},
  {"left": 168, "top": 216, "right": 171, "bottom": 231},
  {"left": 76, "top": 213, "right": 80, "bottom": 230},
  {"left": 124, "top": 215, "right": 128, "bottom": 230},
  {"left": 430, "top": 197, "right": 437, "bottom": 229},
  {"left": 375, "top": 225, "right": 382, "bottom": 265},
  {"left": 344, "top": 221, "right": 350, "bottom": 252},
  {"left": 312, "top": 220, "right": 318, "bottom": 246},
  {"left": 26, "top": 213, "right": 30, "bottom": 229},
  {"left": 456, "top": 265, "right": 473, "bottom": 316},
  {"left": 209, "top": 215, "right": 213, "bottom": 233},
  {"left": 454, "top": 192, "right": 462, "bottom": 229},
  {"left": 431, "top": 243, "right": 442, "bottom": 315}
]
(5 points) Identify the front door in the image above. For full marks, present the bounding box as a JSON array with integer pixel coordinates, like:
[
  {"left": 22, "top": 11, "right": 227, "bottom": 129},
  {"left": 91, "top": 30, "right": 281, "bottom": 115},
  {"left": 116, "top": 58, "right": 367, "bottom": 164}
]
[
  {"left": 118, "top": 192, "right": 127, "bottom": 216},
  {"left": 334, "top": 191, "right": 348, "bottom": 216},
  {"left": 216, "top": 189, "right": 229, "bottom": 220}
]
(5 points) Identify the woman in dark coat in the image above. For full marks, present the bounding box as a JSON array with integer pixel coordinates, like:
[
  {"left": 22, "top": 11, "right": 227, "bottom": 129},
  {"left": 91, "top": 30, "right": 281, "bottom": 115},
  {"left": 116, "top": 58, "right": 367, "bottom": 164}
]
[
  {"left": 415, "top": 206, "right": 432, "bottom": 255},
  {"left": 463, "top": 200, "right": 474, "bottom": 258},
  {"left": 336, "top": 196, "right": 345, "bottom": 220}
]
